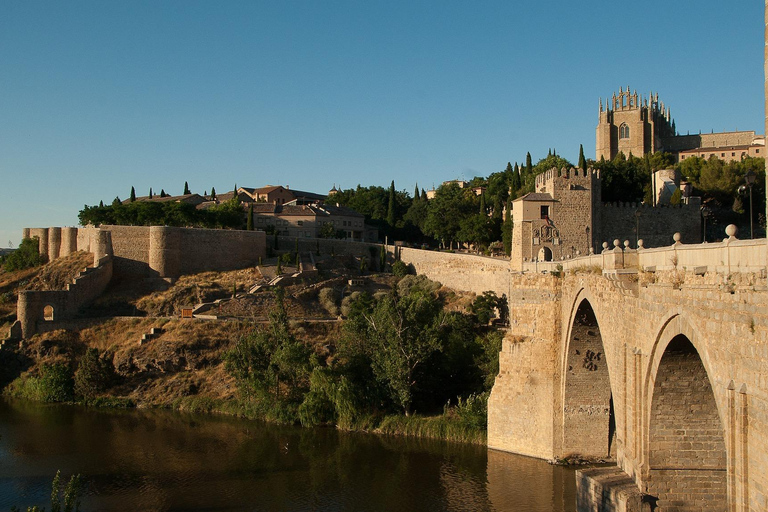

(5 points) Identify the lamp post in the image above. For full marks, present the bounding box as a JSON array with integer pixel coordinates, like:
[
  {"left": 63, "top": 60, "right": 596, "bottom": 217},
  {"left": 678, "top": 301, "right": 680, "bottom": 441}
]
[
  {"left": 701, "top": 206, "right": 712, "bottom": 243},
  {"left": 634, "top": 209, "right": 641, "bottom": 246},
  {"left": 745, "top": 170, "right": 756, "bottom": 239}
]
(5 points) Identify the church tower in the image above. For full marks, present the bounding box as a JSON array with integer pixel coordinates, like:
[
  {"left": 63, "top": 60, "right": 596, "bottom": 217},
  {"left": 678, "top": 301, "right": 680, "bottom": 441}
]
[{"left": 596, "top": 87, "right": 674, "bottom": 160}]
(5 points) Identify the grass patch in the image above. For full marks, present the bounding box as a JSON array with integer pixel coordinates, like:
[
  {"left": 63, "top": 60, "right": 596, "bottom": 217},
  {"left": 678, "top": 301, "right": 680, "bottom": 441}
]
[{"left": 376, "top": 414, "right": 486, "bottom": 444}]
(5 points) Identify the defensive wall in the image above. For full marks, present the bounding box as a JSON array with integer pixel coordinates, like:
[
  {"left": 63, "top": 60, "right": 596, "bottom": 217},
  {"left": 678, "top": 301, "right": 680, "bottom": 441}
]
[
  {"left": 598, "top": 200, "right": 702, "bottom": 249},
  {"left": 400, "top": 232, "right": 768, "bottom": 511},
  {"left": 13, "top": 225, "right": 268, "bottom": 338},
  {"left": 15, "top": 228, "right": 113, "bottom": 339},
  {"left": 26, "top": 225, "right": 266, "bottom": 279},
  {"left": 273, "top": 235, "right": 380, "bottom": 260},
  {"left": 398, "top": 247, "right": 510, "bottom": 298}
]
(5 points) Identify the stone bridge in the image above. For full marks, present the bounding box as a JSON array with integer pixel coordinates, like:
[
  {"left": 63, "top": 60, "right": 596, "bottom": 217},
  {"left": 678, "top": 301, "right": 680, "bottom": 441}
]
[{"left": 400, "top": 233, "right": 767, "bottom": 511}]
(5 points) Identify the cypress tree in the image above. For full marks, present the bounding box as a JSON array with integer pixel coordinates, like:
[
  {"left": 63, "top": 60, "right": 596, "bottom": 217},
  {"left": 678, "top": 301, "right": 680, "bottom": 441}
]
[
  {"left": 247, "top": 204, "right": 254, "bottom": 231},
  {"left": 130, "top": 187, "right": 136, "bottom": 202},
  {"left": 479, "top": 192, "right": 486, "bottom": 214},
  {"left": 99, "top": 200, "right": 104, "bottom": 208},
  {"left": 160, "top": 189, "right": 166, "bottom": 198},
  {"left": 184, "top": 181, "right": 190, "bottom": 195},
  {"left": 525, "top": 152, "right": 533, "bottom": 175},
  {"left": 149, "top": 188, "right": 153, "bottom": 199},
  {"left": 413, "top": 184, "right": 420, "bottom": 204},
  {"left": 387, "top": 180, "right": 396, "bottom": 227},
  {"left": 211, "top": 187, "right": 216, "bottom": 199},
  {"left": 421, "top": 189, "right": 428, "bottom": 202},
  {"left": 578, "top": 144, "right": 586, "bottom": 170}
]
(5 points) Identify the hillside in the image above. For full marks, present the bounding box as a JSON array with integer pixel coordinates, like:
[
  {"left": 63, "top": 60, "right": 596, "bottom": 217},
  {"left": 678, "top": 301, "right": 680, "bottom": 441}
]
[{"left": 1, "top": 252, "right": 478, "bottom": 410}]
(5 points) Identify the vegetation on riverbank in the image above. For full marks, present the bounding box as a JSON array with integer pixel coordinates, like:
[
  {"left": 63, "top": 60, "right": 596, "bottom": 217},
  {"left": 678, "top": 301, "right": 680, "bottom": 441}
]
[{"left": 1, "top": 251, "right": 504, "bottom": 446}]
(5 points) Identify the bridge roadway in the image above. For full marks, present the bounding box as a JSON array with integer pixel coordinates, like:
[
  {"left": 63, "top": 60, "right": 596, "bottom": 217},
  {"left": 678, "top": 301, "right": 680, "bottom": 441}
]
[{"left": 401, "top": 233, "right": 767, "bottom": 512}]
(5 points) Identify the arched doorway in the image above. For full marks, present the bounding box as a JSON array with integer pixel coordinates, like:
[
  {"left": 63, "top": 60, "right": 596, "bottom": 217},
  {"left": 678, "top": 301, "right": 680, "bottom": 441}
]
[
  {"left": 647, "top": 335, "right": 726, "bottom": 510},
  {"left": 43, "top": 305, "right": 54, "bottom": 321},
  {"left": 562, "top": 299, "right": 615, "bottom": 460},
  {"left": 538, "top": 246, "right": 553, "bottom": 262}
]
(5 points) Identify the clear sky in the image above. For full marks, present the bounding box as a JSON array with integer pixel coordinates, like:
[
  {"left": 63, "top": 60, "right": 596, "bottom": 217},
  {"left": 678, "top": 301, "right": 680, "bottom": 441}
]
[{"left": 1, "top": 0, "right": 764, "bottom": 248}]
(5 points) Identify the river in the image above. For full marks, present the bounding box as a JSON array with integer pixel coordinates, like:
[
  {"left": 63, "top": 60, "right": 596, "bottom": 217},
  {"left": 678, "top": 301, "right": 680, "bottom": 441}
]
[{"left": 0, "top": 399, "right": 578, "bottom": 511}]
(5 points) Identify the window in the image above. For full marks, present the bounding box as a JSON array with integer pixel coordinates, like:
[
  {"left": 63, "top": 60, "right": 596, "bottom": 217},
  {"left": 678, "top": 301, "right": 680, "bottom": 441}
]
[
  {"left": 721, "top": 153, "right": 725, "bottom": 157},
  {"left": 540, "top": 205, "right": 549, "bottom": 219},
  {"left": 756, "top": 149, "right": 760, "bottom": 154},
  {"left": 297, "top": 221, "right": 304, "bottom": 226},
  {"left": 619, "top": 123, "right": 630, "bottom": 139},
  {"left": 732, "top": 152, "right": 736, "bottom": 157}
]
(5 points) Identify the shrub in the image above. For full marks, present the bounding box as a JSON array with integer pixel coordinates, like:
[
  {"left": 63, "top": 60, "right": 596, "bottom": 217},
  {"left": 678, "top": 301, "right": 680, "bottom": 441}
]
[
  {"left": 318, "top": 288, "right": 339, "bottom": 316},
  {"left": 391, "top": 260, "right": 408, "bottom": 277},
  {"left": 340, "top": 291, "right": 361, "bottom": 317},
  {"left": 453, "top": 391, "right": 488, "bottom": 431},
  {"left": 74, "top": 348, "right": 116, "bottom": 400},
  {"left": 396, "top": 274, "right": 441, "bottom": 296}
]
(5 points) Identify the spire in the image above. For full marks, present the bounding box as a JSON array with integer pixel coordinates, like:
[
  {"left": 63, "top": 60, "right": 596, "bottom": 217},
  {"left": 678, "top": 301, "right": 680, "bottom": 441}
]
[{"left": 599, "top": 98, "right": 603, "bottom": 113}]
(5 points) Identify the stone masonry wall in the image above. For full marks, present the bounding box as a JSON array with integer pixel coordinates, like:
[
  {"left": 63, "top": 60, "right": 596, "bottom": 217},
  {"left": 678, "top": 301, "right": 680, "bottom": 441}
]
[
  {"left": 398, "top": 248, "right": 510, "bottom": 297},
  {"left": 598, "top": 202, "right": 702, "bottom": 248}
]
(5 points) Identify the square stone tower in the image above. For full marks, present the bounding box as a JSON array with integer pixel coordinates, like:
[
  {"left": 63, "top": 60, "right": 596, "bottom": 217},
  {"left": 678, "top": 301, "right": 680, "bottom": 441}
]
[{"left": 596, "top": 87, "right": 675, "bottom": 160}]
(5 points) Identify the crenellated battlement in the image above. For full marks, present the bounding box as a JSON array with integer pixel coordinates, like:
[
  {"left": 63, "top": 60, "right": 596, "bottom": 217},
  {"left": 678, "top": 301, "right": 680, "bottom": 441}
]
[{"left": 534, "top": 167, "right": 601, "bottom": 194}]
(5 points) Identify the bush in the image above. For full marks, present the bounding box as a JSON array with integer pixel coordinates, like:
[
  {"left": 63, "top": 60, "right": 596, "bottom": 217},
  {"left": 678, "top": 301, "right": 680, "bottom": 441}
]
[
  {"left": 340, "top": 291, "right": 361, "bottom": 317},
  {"left": 8, "top": 364, "right": 76, "bottom": 403},
  {"left": 396, "top": 274, "right": 441, "bottom": 296},
  {"left": 453, "top": 392, "right": 488, "bottom": 431},
  {"left": 2, "top": 238, "right": 44, "bottom": 272},
  {"left": 38, "top": 364, "right": 75, "bottom": 402},
  {"left": 74, "top": 348, "right": 116, "bottom": 400},
  {"left": 318, "top": 288, "right": 339, "bottom": 316},
  {"left": 391, "top": 260, "right": 408, "bottom": 277}
]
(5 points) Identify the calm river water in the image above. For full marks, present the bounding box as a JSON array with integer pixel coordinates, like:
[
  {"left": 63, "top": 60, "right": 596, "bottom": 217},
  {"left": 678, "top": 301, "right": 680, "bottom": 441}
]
[{"left": 0, "top": 399, "right": 578, "bottom": 511}]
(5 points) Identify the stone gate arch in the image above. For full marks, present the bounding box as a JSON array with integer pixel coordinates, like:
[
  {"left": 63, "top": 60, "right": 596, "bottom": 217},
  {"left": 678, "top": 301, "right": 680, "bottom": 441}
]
[
  {"left": 560, "top": 289, "right": 616, "bottom": 460},
  {"left": 43, "top": 305, "right": 54, "bottom": 321},
  {"left": 643, "top": 314, "right": 727, "bottom": 511}
]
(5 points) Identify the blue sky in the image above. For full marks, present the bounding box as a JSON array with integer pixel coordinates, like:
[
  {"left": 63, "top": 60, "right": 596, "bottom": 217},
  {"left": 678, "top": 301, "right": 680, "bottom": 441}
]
[{"left": 0, "top": 1, "right": 764, "bottom": 247}]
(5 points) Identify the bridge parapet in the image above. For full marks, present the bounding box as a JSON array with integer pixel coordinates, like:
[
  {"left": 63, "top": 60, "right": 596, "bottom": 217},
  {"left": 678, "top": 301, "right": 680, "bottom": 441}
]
[{"left": 522, "top": 226, "right": 766, "bottom": 276}]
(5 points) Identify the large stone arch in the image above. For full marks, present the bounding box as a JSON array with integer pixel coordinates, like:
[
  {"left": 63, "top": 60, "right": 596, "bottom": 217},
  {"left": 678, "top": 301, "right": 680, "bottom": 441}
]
[
  {"left": 559, "top": 288, "right": 616, "bottom": 460},
  {"left": 642, "top": 314, "right": 727, "bottom": 511}
]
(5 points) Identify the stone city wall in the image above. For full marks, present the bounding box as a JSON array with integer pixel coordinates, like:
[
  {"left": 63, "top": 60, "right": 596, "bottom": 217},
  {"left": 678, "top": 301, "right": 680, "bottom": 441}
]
[
  {"left": 398, "top": 248, "right": 510, "bottom": 297},
  {"left": 273, "top": 235, "right": 380, "bottom": 260},
  {"left": 598, "top": 201, "right": 702, "bottom": 248}
]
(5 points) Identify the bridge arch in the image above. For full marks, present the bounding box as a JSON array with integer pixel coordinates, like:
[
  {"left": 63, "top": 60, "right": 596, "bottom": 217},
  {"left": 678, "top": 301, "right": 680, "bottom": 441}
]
[
  {"left": 560, "top": 288, "right": 616, "bottom": 460},
  {"left": 642, "top": 314, "right": 727, "bottom": 510}
]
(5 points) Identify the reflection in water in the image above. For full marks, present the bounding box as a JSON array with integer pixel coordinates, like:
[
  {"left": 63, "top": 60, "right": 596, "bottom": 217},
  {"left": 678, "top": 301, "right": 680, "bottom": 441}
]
[{"left": 0, "top": 400, "right": 577, "bottom": 511}]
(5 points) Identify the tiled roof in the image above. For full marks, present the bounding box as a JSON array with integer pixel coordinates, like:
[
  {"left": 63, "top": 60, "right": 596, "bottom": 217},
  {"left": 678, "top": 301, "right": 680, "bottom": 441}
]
[{"left": 515, "top": 193, "right": 556, "bottom": 202}]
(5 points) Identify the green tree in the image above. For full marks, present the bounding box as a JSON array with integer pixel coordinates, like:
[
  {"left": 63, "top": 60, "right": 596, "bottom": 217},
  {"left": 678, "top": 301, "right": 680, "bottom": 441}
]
[
  {"left": 2, "top": 237, "right": 44, "bottom": 271},
  {"left": 578, "top": 144, "right": 586, "bottom": 170},
  {"left": 149, "top": 187, "right": 153, "bottom": 199},
  {"left": 184, "top": 181, "right": 191, "bottom": 195},
  {"left": 502, "top": 197, "right": 513, "bottom": 256},
  {"left": 343, "top": 289, "right": 445, "bottom": 415},
  {"left": 74, "top": 348, "right": 115, "bottom": 400},
  {"left": 130, "top": 187, "right": 136, "bottom": 202},
  {"left": 224, "top": 289, "right": 316, "bottom": 408},
  {"left": 423, "top": 183, "right": 474, "bottom": 248},
  {"left": 247, "top": 204, "right": 254, "bottom": 231},
  {"left": 211, "top": 186, "right": 216, "bottom": 199},
  {"left": 387, "top": 180, "right": 396, "bottom": 228}
]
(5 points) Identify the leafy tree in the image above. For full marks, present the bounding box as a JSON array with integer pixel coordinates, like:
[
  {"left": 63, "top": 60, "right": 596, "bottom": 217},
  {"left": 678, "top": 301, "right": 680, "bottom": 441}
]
[
  {"left": 342, "top": 289, "right": 445, "bottom": 415},
  {"left": 318, "top": 222, "right": 336, "bottom": 238},
  {"left": 470, "top": 291, "right": 502, "bottom": 325},
  {"left": 183, "top": 181, "right": 191, "bottom": 195},
  {"left": 2, "top": 237, "right": 44, "bottom": 271},
  {"left": 669, "top": 188, "right": 682, "bottom": 206},
  {"left": 224, "top": 289, "right": 316, "bottom": 407},
  {"left": 74, "top": 348, "right": 115, "bottom": 400},
  {"left": 37, "top": 364, "right": 74, "bottom": 402},
  {"left": 423, "top": 182, "right": 475, "bottom": 248}
]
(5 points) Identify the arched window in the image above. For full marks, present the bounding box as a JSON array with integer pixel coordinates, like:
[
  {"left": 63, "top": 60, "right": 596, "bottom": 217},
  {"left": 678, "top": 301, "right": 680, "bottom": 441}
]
[
  {"left": 43, "top": 305, "right": 54, "bottom": 321},
  {"left": 619, "top": 123, "right": 630, "bottom": 139}
]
